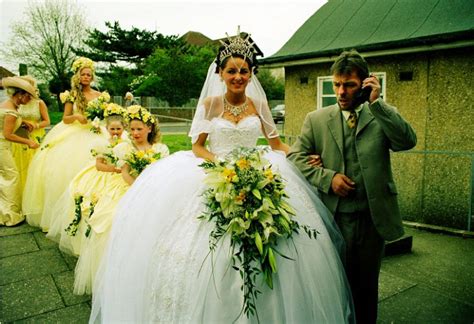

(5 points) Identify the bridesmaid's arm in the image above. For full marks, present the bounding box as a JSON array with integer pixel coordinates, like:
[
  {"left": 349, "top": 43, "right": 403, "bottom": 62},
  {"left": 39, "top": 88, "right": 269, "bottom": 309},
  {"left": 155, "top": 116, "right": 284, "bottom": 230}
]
[
  {"left": 62, "top": 102, "right": 87, "bottom": 124},
  {"left": 96, "top": 157, "right": 121, "bottom": 173},
  {"left": 3, "top": 114, "right": 39, "bottom": 148},
  {"left": 121, "top": 164, "right": 136, "bottom": 185},
  {"left": 192, "top": 133, "right": 216, "bottom": 161},
  {"left": 37, "top": 100, "right": 51, "bottom": 129}
]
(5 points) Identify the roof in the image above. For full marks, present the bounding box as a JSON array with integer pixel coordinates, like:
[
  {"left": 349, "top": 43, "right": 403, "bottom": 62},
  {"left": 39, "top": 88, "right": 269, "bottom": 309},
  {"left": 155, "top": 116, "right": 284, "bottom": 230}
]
[
  {"left": 263, "top": 0, "right": 474, "bottom": 64},
  {"left": 180, "top": 31, "right": 214, "bottom": 46},
  {"left": 0, "top": 66, "right": 15, "bottom": 89}
]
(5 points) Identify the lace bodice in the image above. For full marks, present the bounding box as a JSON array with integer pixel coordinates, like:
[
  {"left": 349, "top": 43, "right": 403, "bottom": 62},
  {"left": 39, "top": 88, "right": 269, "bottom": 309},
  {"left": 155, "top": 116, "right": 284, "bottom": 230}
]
[
  {"left": 18, "top": 99, "right": 41, "bottom": 122},
  {"left": 208, "top": 116, "right": 262, "bottom": 157}
]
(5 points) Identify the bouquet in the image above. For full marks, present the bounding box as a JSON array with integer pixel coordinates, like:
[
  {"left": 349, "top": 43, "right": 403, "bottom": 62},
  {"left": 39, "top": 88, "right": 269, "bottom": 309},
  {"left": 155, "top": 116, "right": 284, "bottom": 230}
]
[
  {"left": 90, "top": 136, "right": 123, "bottom": 166},
  {"left": 123, "top": 149, "right": 162, "bottom": 177},
  {"left": 199, "top": 147, "right": 319, "bottom": 319},
  {"left": 84, "top": 91, "right": 111, "bottom": 133}
]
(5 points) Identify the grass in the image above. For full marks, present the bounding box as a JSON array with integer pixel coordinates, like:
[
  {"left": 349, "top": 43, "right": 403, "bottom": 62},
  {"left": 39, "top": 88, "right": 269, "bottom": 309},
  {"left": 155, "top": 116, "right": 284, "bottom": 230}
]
[
  {"left": 162, "top": 134, "right": 272, "bottom": 154},
  {"left": 50, "top": 111, "right": 63, "bottom": 125}
]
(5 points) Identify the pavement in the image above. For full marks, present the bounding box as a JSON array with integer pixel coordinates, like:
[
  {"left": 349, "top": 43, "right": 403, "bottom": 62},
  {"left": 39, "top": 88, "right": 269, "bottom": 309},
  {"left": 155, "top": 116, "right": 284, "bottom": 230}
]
[{"left": 1, "top": 223, "right": 473, "bottom": 323}]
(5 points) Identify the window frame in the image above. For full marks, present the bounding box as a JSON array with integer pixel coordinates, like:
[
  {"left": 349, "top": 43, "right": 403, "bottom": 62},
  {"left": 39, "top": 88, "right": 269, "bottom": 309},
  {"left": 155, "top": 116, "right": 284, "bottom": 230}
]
[{"left": 317, "top": 72, "right": 387, "bottom": 109}]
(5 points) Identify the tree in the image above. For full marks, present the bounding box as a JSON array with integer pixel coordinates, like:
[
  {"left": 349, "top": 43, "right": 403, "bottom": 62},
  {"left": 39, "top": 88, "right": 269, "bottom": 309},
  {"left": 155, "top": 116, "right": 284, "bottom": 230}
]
[
  {"left": 133, "top": 44, "right": 216, "bottom": 106},
  {"left": 75, "top": 21, "right": 181, "bottom": 64},
  {"left": 257, "top": 69, "right": 285, "bottom": 101},
  {"left": 3, "top": 0, "right": 87, "bottom": 86},
  {"left": 2, "top": 0, "right": 87, "bottom": 110}
]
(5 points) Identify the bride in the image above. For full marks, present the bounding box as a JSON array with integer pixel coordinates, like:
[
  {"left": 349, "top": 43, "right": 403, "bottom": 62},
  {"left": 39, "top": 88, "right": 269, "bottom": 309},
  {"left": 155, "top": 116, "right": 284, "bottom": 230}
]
[{"left": 90, "top": 31, "right": 354, "bottom": 323}]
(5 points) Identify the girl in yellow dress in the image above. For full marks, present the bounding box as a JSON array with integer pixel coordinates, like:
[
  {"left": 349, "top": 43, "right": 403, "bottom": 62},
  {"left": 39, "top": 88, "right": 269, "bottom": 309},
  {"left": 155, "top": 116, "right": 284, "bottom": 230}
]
[
  {"left": 11, "top": 75, "right": 50, "bottom": 199},
  {"left": 74, "top": 105, "right": 169, "bottom": 295},
  {"left": 0, "top": 76, "right": 40, "bottom": 226},
  {"left": 47, "top": 103, "right": 128, "bottom": 256},
  {"left": 23, "top": 57, "right": 110, "bottom": 231}
]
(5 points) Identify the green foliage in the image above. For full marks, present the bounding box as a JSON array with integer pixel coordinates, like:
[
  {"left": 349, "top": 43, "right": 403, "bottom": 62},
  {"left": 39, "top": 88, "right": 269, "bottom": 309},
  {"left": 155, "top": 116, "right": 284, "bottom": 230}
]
[
  {"left": 75, "top": 21, "right": 181, "bottom": 64},
  {"left": 2, "top": 0, "right": 86, "bottom": 89},
  {"left": 134, "top": 45, "right": 216, "bottom": 106},
  {"left": 256, "top": 69, "right": 285, "bottom": 100},
  {"left": 97, "top": 66, "right": 140, "bottom": 97}
]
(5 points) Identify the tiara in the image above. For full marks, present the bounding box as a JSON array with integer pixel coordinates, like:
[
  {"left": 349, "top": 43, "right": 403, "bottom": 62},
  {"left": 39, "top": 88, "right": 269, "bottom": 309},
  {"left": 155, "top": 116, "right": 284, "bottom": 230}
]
[
  {"left": 126, "top": 105, "right": 156, "bottom": 124},
  {"left": 219, "top": 26, "right": 257, "bottom": 64},
  {"left": 71, "top": 57, "right": 95, "bottom": 74}
]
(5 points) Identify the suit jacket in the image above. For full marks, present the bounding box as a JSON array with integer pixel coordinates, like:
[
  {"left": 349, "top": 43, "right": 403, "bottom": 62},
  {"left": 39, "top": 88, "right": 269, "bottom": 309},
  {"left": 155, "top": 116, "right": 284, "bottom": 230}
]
[{"left": 288, "top": 99, "right": 417, "bottom": 241}]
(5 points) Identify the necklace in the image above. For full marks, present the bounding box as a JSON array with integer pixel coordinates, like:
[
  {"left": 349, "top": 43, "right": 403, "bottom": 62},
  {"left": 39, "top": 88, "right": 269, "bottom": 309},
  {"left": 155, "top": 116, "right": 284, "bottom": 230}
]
[{"left": 223, "top": 96, "right": 248, "bottom": 117}]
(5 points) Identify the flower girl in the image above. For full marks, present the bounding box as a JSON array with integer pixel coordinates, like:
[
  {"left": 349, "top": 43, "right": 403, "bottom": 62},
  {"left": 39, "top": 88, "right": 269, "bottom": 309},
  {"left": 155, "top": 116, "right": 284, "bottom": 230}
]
[
  {"left": 47, "top": 104, "right": 128, "bottom": 255},
  {"left": 74, "top": 105, "right": 169, "bottom": 295}
]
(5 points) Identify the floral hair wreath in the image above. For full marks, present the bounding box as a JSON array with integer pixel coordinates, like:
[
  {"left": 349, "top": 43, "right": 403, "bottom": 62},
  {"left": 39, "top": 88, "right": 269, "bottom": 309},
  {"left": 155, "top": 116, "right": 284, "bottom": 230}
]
[
  {"left": 71, "top": 57, "right": 95, "bottom": 74},
  {"left": 126, "top": 105, "right": 156, "bottom": 124},
  {"left": 104, "top": 103, "right": 127, "bottom": 118}
]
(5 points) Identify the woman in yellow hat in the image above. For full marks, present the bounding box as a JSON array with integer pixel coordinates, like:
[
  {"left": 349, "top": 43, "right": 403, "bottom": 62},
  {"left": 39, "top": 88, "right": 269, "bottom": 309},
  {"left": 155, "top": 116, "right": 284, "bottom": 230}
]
[{"left": 0, "top": 76, "right": 39, "bottom": 226}]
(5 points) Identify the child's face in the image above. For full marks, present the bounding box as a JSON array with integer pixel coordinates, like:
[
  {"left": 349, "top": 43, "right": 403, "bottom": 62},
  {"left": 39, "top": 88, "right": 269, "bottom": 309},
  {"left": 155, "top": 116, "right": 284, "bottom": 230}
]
[
  {"left": 129, "top": 120, "right": 151, "bottom": 144},
  {"left": 107, "top": 120, "right": 124, "bottom": 138}
]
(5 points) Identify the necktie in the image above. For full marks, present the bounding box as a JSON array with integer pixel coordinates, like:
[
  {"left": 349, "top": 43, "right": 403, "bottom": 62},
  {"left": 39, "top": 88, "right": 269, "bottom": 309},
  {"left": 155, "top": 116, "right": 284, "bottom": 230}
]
[{"left": 347, "top": 110, "right": 357, "bottom": 129}]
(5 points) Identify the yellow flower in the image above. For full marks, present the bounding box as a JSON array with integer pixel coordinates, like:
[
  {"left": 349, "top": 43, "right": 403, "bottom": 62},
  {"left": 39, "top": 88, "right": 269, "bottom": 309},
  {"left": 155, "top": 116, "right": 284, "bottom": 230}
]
[
  {"left": 128, "top": 105, "right": 141, "bottom": 115},
  {"left": 235, "top": 190, "right": 246, "bottom": 204},
  {"left": 236, "top": 158, "right": 250, "bottom": 169},
  {"left": 100, "top": 91, "right": 111, "bottom": 102},
  {"left": 264, "top": 169, "right": 274, "bottom": 181},
  {"left": 59, "top": 90, "right": 70, "bottom": 103},
  {"left": 135, "top": 151, "right": 145, "bottom": 159},
  {"left": 222, "top": 167, "right": 237, "bottom": 183}
]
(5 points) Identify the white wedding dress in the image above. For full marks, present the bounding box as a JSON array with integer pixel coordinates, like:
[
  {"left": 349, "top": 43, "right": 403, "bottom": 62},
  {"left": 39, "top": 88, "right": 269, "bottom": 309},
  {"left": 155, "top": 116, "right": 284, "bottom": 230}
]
[{"left": 90, "top": 115, "right": 354, "bottom": 323}]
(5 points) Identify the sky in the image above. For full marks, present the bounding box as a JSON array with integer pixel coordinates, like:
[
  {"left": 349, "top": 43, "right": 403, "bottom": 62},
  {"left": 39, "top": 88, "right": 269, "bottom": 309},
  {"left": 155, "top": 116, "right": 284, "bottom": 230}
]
[{"left": 0, "top": 0, "right": 327, "bottom": 73}]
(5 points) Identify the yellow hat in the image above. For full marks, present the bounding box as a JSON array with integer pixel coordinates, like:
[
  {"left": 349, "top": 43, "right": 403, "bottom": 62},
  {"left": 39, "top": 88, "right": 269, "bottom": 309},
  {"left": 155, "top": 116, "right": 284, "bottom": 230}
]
[{"left": 2, "top": 76, "right": 39, "bottom": 99}]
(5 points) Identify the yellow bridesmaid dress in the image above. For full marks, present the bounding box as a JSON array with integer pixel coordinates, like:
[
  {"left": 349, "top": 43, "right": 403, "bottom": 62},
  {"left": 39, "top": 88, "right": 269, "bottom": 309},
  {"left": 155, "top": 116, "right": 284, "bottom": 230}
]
[
  {"left": 0, "top": 109, "right": 25, "bottom": 226},
  {"left": 12, "top": 99, "right": 46, "bottom": 199},
  {"left": 47, "top": 136, "right": 129, "bottom": 256},
  {"left": 74, "top": 141, "right": 170, "bottom": 295},
  {"left": 22, "top": 102, "right": 108, "bottom": 231}
]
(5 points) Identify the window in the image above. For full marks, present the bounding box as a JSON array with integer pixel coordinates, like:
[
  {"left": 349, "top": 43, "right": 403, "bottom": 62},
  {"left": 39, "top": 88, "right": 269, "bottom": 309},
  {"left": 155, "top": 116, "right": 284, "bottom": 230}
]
[{"left": 317, "top": 72, "right": 386, "bottom": 109}]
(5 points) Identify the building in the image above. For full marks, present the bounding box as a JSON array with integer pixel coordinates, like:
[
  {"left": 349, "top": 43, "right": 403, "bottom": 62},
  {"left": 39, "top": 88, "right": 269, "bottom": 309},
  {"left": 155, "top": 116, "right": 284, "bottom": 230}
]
[{"left": 261, "top": 0, "right": 474, "bottom": 231}]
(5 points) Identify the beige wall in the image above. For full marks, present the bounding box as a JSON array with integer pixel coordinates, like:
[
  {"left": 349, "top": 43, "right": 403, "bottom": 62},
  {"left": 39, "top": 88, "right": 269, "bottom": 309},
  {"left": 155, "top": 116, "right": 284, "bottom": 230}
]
[{"left": 284, "top": 47, "right": 474, "bottom": 230}]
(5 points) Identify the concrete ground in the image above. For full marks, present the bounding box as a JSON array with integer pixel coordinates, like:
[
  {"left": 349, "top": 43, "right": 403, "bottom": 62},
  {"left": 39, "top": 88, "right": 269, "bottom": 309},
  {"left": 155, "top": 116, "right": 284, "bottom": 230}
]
[{"left": 1, "top": 224, "right": 473, "bottom": 323}]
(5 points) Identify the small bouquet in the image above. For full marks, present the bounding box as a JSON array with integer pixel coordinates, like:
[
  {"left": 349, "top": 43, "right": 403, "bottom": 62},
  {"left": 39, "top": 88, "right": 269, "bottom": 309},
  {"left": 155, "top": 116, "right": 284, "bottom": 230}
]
[
  {"left": 84, "top": 91, "right": 111, "bottom": 133},
  {"left": 123, "top": 149, "right": 161, "bottom": 177},
  {"left": 199, "top": 147, "right": 319, "bottom": 319},
  {"left": 90, "top": 136, "right": 122, "bottom": 166}
]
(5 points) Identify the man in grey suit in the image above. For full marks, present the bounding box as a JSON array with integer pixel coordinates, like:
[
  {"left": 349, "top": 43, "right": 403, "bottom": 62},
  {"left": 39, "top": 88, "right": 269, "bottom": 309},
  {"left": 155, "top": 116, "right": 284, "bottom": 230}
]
[{"left": 288, "top": 50, "right": 417, "bottom": 324}]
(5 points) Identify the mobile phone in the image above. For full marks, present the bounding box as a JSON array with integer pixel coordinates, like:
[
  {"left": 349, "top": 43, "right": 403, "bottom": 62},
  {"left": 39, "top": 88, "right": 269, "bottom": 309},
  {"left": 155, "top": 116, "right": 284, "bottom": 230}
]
[{"left": 354, "top": 85, "right": 371, "bottom": 105}]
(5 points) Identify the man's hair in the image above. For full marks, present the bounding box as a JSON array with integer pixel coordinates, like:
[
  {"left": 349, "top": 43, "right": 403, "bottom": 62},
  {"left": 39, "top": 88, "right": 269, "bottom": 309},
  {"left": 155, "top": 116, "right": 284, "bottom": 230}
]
[{"left": 330, "top": 49, "right": 369, "bottom": 81}]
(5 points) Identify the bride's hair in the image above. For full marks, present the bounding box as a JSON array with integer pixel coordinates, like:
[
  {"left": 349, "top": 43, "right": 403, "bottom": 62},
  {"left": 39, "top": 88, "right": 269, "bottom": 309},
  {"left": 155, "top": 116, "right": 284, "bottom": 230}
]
[{"left": 214, "top": 31, "right": 261, "bottom": 74}]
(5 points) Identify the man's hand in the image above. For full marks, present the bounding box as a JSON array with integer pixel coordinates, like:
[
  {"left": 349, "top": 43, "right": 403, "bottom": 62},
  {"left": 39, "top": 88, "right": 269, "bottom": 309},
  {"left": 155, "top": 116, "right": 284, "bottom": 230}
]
[
  {"left": 307, "top": 154, "right": 323, "bottom": 168},
  {"left": 331, "top": 173, "right": 356, "bottom": 197}
]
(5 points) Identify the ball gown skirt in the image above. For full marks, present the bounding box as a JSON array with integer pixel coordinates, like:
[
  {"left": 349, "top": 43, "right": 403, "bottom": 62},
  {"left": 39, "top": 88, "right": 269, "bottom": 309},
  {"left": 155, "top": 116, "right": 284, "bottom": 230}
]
[
  {"left": 12, "top": 128, "right": 46, "bottom": 200},
  {"left": 74, "top": 174, "right": 129, "bottom": 295},
  {"left": 46, "top": 164, "right": 122, "bottom": 256},
  {"left": 90, "top": 150, "right": 354, "bottom": 323},
  {"left": 0, "top": 139, "right": 24, "bottom": 226},
  {"left": 22, "top": 121, "right": 107, "bottom": 231}
]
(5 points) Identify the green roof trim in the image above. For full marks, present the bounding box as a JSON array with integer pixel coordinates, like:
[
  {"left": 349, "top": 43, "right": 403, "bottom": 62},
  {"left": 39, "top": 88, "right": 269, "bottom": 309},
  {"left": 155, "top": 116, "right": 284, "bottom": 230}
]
[{"left": 262, "top": 0, "right": 474, "bottom": 64}]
